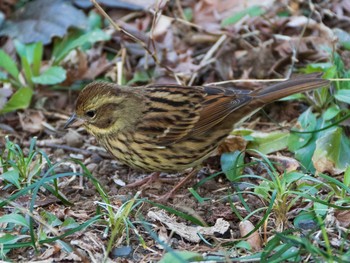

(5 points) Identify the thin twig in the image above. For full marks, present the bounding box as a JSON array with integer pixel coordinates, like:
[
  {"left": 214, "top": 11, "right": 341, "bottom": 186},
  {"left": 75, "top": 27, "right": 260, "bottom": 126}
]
[
  {"left": 90, "top": 0, "right": 175, "bottom": 76},
  {"left": 207, "top": 77, "right": 341, "bottom": 86}
]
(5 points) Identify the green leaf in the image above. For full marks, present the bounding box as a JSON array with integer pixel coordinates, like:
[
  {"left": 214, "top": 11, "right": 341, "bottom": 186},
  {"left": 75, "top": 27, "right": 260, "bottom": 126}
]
[
  {"left": 303, "top": 62, "right": 333, "bottom": 72},
  {"left": 183, "top": 8, "right": 193, "bottom": 21},
  {"left": 247, "top": 131, "right": 289, "bottom": 154},
  {"left": 221, "top": 150, "right": 245, "bottom": 181},
  {"left": 278, "top": 93, "right": 305, "bottom": 101},
  {"left": 254, "top": 180, "right": 272, "bottom": 200},
  {"left": 0, "top": 233, "right": 28, "bottom": 244},
  {"left": 61, "top": 217, "right": 79, "bottom": 230},
  {"left": 344, "top": 166, "right": 350, "bottom": 187},
  {"left": 32, "top": 42, "right": 43, "bottom": 76},
  {"left": 0, "top": 50, "right": 19, "bottom": 80},
  {"left": 32, "top": 66, "right": 66, "bottom": 85},
  {"left": 312, "top": 127, "right": 350, "bottom": 174},
  {"left": 14, "top": 40, "right": 43, "bottom": 66},
  {"left": 41, "top": 211, "right": 62, "bottom": 227},
  {"left": 0, "top": 214, "right": 29, "bottom": 228},
  {"left": 160, "top": 250, "right": 204, "bottom": 263},
  {"left": 0, "top": 87, "right": 33, "bottom": 113},
  {"left": 53, "top": 29, "right": 110, "bottom": 63},
  {"left": 334, "top": 89, "right": 350, "bottom": 104},
  {"left": 55, "top": 240, "right": 74, "bottom": 253},
  {"left": 282, "top": 172, "right": 305, "bottom": 184},
  {"left": 288, "top": 108, "right": 316, "bottom": 151},
  {"left": 314, "top": 202, "right": 328, "bottom": 217},
  {"left": 334, "top": 53, "right": 345, "bottom": 73},
  {"left": 323, "top": 105, "right": 341, "bottom": 121},
  {"left": 0, "top": 169, "right": 20, "bottom": 188},
  {"left": 20, "top": 56, "right": 33, "bottom": 87},
  {"left": 0, "top": 70, "right": 8, "bottom": 80},
  {"left": 222, "top": 6, "right": 265, "bottom": 26},
  {"left": 0, "top": 233, "right": 29, "bottom": 257},
  {"left": 235, "top": 240, "right": 252, "bottom": 250},
  {"left": 88, "top": 10, "right": 102, "bottom": 30},
  {"left": 127, "top": 70, "right": 152, "bottom": 85},
  {"left": 294, "top": 137, "right": 317, "bottom": 173}
]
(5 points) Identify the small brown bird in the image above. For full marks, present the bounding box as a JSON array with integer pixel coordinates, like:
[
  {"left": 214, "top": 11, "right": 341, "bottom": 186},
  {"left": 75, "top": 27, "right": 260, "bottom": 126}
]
[{"left": 65, "top": 74, "right": 329, "bottom": 200}]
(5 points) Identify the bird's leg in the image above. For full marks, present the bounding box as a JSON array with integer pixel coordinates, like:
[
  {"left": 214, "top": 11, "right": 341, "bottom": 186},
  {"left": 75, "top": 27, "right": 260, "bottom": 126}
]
[
  {"left": 156, "top": 168, "right": 198, "bottom": 202},
  {"left": 125, "top": 172, "right": 161, "bottom": 188}
]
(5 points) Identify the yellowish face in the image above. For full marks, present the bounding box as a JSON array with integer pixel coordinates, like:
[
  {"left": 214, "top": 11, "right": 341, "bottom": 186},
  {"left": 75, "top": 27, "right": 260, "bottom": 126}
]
[{"left": 71, "top": 82, "right": 145, "bottom": 135}]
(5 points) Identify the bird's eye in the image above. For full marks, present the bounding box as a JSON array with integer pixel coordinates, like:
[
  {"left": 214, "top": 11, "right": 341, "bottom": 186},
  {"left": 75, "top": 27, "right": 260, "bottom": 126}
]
[{"left": 85, "top": 110, "right": 96, "bottom": 118}]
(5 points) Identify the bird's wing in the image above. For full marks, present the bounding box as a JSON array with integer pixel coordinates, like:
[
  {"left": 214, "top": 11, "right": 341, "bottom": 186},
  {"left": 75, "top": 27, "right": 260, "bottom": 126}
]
[
  {"left": 187, "top": 86, "right": 252, "bottom": 138},
  {"left": 136, "top": 84, "right": 252, "bottom": 146}
]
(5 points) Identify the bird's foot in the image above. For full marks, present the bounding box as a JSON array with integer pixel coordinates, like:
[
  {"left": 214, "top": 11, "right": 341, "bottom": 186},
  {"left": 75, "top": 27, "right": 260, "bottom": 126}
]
[
  {"left": 125, "top": 172, "right": 161, "bottom": 189},
  {"left": 153, "top": 169, "right": 198, "bottom": 202}
]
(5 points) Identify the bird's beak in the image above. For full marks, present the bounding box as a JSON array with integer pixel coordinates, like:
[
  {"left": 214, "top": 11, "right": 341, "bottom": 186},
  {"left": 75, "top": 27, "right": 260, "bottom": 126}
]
[{"left": 64, "top": 113, "right": 84, "bottom": 129}]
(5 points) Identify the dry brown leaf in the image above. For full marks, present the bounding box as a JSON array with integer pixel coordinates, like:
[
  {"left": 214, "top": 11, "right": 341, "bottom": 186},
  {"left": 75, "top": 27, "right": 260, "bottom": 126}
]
[
  {"left": 0, "top": 0, "right": 18, "bottom": 17},
  {"left": 239, "top": 220, "right": 262, "bottom": 251},
  {"left": 18, "top": 110, "right": 45, "bottom": 133},
  {"left": 267, "top": 154, "right": 300, "bottom": 173},
  {"left": 148, "top": 210, "right": 230, "bottom": 243},
  {"left": 62, "top": 49, "right": 88, "bottom": 85},
  {"left": 312, "top": 155, "right": 343, "bottom": 175},
  {"left": 335, "top": 210, "right": 350, "bottom": 228},
  {"left": 152, "top": 15, "right": 173, "bottom": 37},
  {"left": 193, "top": 0, "right": 274, "bottom": 32},
  {"left": 217, "top": 135, "right": 247, "bottom": 155},
  {"left": 82, "top": 54, "right": 112, "bottom": 80}
]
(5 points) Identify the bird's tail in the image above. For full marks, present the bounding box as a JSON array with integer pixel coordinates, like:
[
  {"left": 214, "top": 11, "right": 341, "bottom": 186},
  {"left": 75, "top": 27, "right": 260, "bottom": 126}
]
[{"left": 253, "top": 73, "right": 330, "bottom": 104}]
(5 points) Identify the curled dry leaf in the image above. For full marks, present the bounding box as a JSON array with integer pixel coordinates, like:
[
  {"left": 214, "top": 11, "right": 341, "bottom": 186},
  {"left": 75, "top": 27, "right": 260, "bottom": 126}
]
[
  {"left": 335, "top": 210, "right": 350, "bottom": 228},
  {"left": 216, "top": 135, "right": 247, "bottom": 155},
  {"left": 239, "top": 220, "right": 262, "bottom": 251},
  {"left": 18, "top": 110, "right": 45, "bottom": 133},
  {"left": 266, "top": 154, "right": 300, "bottom": 173},
  {"left": 62, "top": 49, "right": 88, "bottom": 85},
  {"left": 148, "top": 210, "right": 230, "bottom": 243},
  {"left": 70, "top": 232, "right": 108, "bottom": 262}
]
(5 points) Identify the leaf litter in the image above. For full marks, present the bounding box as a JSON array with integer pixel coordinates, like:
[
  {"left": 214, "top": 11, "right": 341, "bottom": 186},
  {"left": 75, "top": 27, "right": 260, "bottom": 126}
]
[{"left": 0, "top": 0, "right": 349, "bottom": 262}]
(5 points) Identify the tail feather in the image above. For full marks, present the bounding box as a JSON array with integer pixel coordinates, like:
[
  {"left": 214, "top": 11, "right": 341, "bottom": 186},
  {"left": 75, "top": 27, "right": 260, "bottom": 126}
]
[{"left": 253, "top": 74, "right": 330, "bottom": 104}]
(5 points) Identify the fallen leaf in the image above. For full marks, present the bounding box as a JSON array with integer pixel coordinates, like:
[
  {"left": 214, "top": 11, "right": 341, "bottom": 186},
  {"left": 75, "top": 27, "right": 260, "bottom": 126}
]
[
  {"left": 335, "top": 210, "right": 350, "bottom": 228},
  {"left": 148, "top": 210, "right": 230, "bottom": 243},
  {"left": 239, "top": 220, "right": 262, "bottom": 251},
  {"left": 0, "top": 0, "right": 87, "bottom": 44},
  {"left": 18, "top": 110, "right": 45, "bottom": 133},
  {"left": 312, "top": 127, "right": 350, "bottom": 175}
]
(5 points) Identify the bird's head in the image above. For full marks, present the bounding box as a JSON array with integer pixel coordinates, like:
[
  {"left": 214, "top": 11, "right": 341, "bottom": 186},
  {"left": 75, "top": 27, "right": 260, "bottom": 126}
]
[{"left": 64, "top": 82, "right": 144, "bottom": 135}]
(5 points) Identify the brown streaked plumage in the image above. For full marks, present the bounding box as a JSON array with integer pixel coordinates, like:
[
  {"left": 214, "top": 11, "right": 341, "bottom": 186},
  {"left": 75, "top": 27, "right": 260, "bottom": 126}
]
[{"left": 65, "top": 74, "right": 329, "bottom": 199}]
